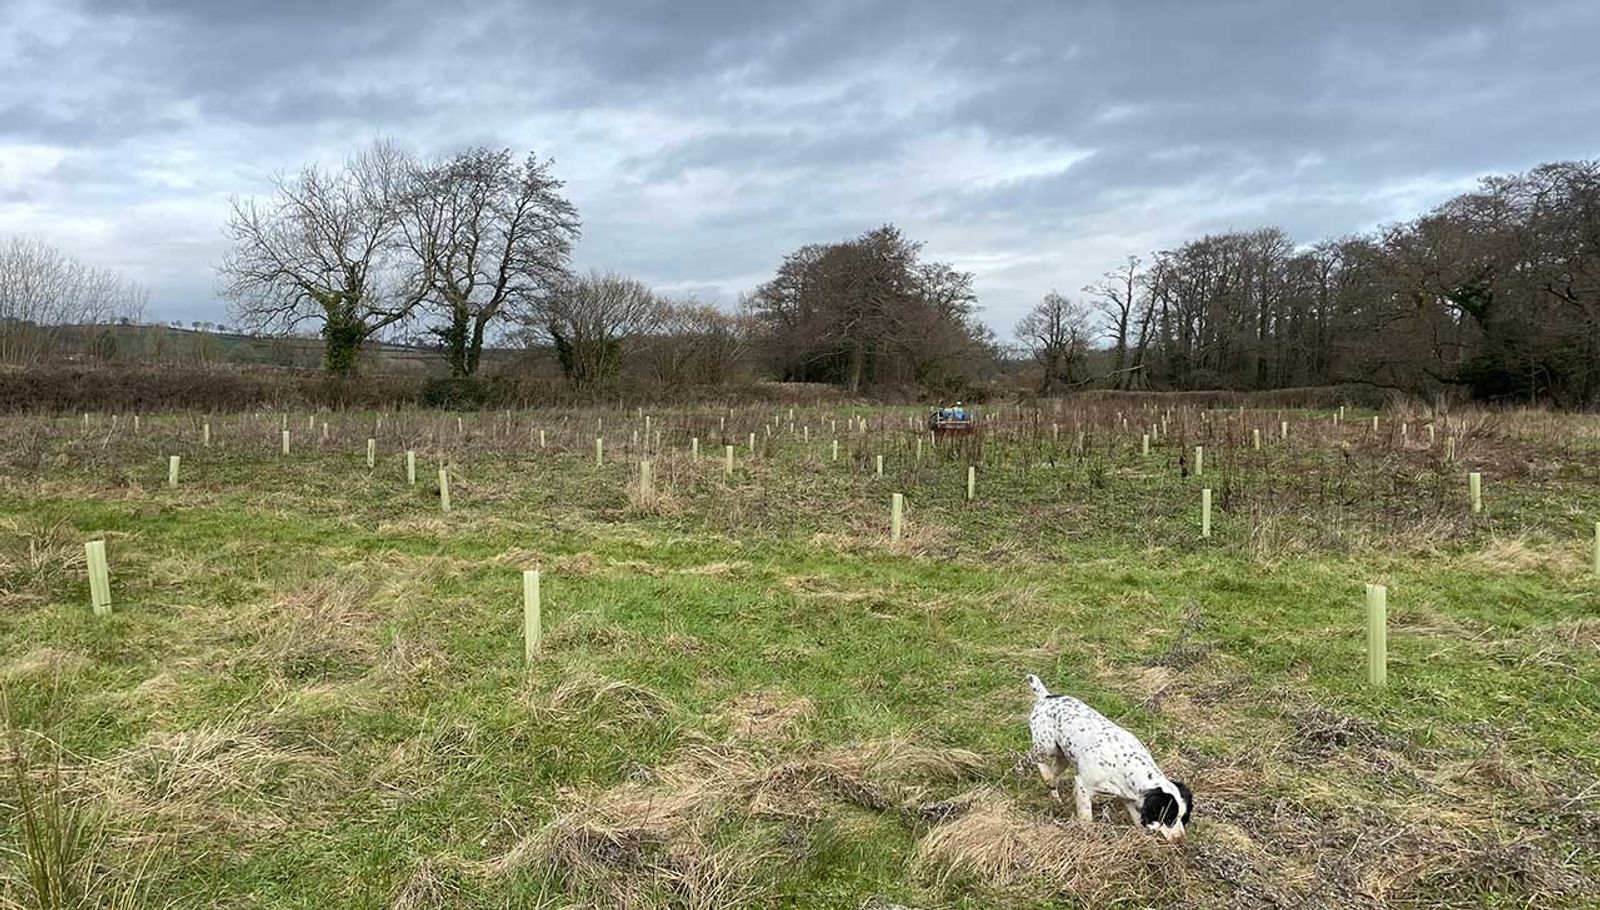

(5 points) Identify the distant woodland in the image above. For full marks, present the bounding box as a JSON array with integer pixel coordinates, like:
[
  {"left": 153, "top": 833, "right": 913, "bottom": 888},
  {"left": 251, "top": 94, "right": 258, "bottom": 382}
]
[{"left": 3, "top": 154, "right": 1597, "bottom": 408}]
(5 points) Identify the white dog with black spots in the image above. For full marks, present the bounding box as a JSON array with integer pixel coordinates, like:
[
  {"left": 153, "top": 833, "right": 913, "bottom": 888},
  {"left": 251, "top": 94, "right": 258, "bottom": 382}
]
[{"left": 1026, "top": 674, "right": 1193, "bottom": 842}]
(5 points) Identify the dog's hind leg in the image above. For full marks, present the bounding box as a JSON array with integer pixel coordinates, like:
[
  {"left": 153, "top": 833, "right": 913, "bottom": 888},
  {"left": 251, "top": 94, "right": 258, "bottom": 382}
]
[
  {"left": 1035, "top": 762, "right": 1062, "bottom": 801},
  {"left": 1073, "top": 778, "right": 1094, "bottom": 824},
  {"left": 1034, "top": 747, "right": 1069, "bottom": 802}
]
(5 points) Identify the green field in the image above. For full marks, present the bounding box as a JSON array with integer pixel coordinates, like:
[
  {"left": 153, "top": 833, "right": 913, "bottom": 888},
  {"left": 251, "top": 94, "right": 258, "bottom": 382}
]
[{"left": 2, "top": 403, "right": 1597, "bottom": 908}]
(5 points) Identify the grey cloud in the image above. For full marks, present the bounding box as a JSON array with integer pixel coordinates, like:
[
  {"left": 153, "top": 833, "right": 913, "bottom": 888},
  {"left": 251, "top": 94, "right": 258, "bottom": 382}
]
[
  {"left": 3, "top": 0, "right": 1598, "bottom": 330},
  {"left": 622, "top": 124, "right": 908, "bottom": 183},
  {"left": 0, "top": 85, "right": 197, "bottom": 145}
]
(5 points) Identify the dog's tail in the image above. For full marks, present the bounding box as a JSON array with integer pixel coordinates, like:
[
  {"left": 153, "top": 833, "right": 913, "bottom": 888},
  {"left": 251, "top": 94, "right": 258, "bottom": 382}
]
[{"left": 1025, "top": 674, "right": 1051, "bottom": 700}]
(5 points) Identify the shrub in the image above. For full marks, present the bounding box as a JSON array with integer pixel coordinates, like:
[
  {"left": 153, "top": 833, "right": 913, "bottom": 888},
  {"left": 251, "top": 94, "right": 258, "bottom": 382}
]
[
  {"left": 0, "top": 364, "right": 422, "bottom": 412},
  {"left": 420, "top": 377, "right": 488, "bottom": 409}
]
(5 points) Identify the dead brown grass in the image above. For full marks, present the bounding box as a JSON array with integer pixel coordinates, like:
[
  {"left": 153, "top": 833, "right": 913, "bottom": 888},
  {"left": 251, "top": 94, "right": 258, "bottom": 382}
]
[
  {"left": 389, "top": 856, "right": 471, "bottom": 910},
  {"left": 489, "top": 727, "right": 992, "bottom": 908},
  {"left": 213, "top": 575, "right": 379, "bottom": 680},
  {"left": 550, "top": 551, "right": 601, "bottom": 575},
  {"left": 1356, "top": 827, "right": 1585, "bottom": 906},
  {"left": 0, "top": 647, "right": 92, "bottom": 683},
  {"left": 492, "top": 546, "right": 545, "bottom": 569},
  {"left": 490, "top": 743, "right": 778, "bottom": 909},
  {"left": 675, "top": 561, "right": 749, "bottom": 578},
  {"left": 1548, "top": 616, "right": 1600, "bottom": 652},
  {"left": 780, "top": 574, "right": 882, "bottom": 604},
  {"left": 93, "top": 723, "right": 337, "bottom": 837},
  {"left": 1244, "top": 492, "right": 1479, "bottom": 565},
  {"left": 914, "top": 787, "right": 1188, "bottom": 902},
  {"left": 626, "top": 480, "right": 687, "bottom": 517},
  {"left": 1445, "top": 741, "right": 1549, "bottom": 796},
  {"left": 1286, "top": 706, "right": 1406, "bottom": 763},
  {"left": 805, "top": 511, "right": 958, "bottom": 559},
  {"left": 378, "top": 635, "right": 449, "bottom": 681},
  {"left": 825, "top": 736, "right": 987, "bottom": 795},
  {"left": 721, "top": 690, "right": 816, "bottom": 741},
  {"left": 0, "top": 518, "right": 90, "bottom": 609},
  {"left": 1462, "top": 535, "right": 1586, "bottom": 576},
  {"left": 374, "top": 516, "right": 456, "bottom": 536},
  {"left": 533, "top": 670, "right": 678, "bottom": 730}
]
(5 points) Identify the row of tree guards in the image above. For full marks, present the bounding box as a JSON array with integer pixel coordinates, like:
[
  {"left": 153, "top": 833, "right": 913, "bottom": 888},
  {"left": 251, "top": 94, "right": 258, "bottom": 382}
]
[
  {"left": 155, "top": 426, "right": 1501, "bottom": 520},
  {"left": 87, "top": 406, "right": 1495, "bottom": 499},
  {"left": 107, "top": 401, "right": 1571, "bottom": 547},
  {"left": 150, "top": 420, "right": 1461, "bottom": 466},
  {"left": 84, "top": 401, "right": 1484, "bottom": 466},
  {"left": 76, "top": 402, "right": 1600, "bottom": 691},
  {"left": 75, "top": 517, "right": 1600, "bottom": 689}
]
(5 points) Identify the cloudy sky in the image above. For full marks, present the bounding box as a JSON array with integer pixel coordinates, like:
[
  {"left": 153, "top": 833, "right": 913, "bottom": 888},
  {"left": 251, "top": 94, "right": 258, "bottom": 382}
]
[{"left": 3, "top": 0, "right": 1599, "bottom": 333}]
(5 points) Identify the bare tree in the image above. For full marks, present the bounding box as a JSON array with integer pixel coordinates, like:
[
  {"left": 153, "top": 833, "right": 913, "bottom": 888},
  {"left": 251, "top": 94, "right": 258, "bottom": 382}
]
[
  {"left": 1014, "top": 291, "right": 1092, "bottom": 394},
  {"left": 529, "top": 271, "right": 664, "bottom": 390},
  {"left": 402, "top": 148, "right": 580, "bottom": 377},
  {"left": 1083, "top": 255, "right": 1143, "bottom": 388},
  {"left": 0, "top": 236, "right": 146, "bottom": 365},
  {"left": 219, "top": 140, "right": 425, "bottom": 376},
  {"left": 678, "top": 304, "right": 752, "bottom": 387},
  {"left": 638, "top": 301, "right": 753, "bottom": 390}
]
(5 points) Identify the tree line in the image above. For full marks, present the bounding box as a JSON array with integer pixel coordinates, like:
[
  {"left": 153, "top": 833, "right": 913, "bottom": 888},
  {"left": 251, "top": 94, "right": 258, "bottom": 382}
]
[
  {"left": 0, "top": 236, "right": 147, "bottom": 366},
  {"left": 6, "top": 147, "right": 1598, "bottom": 406},
  {"left": 1017, "top": 160, "right": 1600, "bottom": 407}
]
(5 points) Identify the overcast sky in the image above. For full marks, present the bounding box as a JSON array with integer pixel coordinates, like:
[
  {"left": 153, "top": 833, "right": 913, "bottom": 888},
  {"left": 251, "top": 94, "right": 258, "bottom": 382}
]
[{"left": 3, "top": 0, "right": 1599, "bottom": 333}]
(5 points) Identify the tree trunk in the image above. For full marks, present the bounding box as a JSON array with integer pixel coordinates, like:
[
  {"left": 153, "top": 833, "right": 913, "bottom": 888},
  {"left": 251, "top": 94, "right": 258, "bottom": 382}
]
[
  {"left": 1255, "top": 292, "right": 1270, "bottom": 389},
  {"left": 1111, "top": 324, "right": 1127, "bottom": 382},
  {"left": 466, "top": 313, "right": 489, "bottom": 376},
  {"left": 1128, "top": 300, "right": 1156, "bottom": 390},
  {"left": 320, "top": 294, "right": 366, "bottom": 377},
  {"left": 439, "top": 302, "right": 470, "bottom": 378}
]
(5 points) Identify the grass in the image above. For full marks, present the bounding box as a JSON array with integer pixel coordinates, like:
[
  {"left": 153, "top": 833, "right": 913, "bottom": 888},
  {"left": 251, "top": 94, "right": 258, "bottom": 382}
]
[
  {"left": 0, "top": 401, "right": 1597, "bottom": 908},
  {"left": 0, "top": 686, "right": 169, "bottom": 910}
]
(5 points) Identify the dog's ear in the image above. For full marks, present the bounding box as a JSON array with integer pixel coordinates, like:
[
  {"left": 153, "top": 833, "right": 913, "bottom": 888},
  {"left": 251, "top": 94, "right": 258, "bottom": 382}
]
[
  {"left": 1174, "top": 780, "right": 1194, "bottom": 825},
  {"left": 1138, "top": 788, "right": 1181, "bottom": 828}
]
